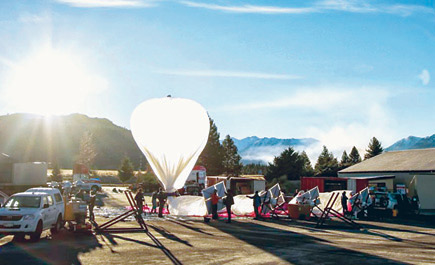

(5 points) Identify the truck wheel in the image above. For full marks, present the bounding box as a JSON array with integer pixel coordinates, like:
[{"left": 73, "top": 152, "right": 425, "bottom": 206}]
[
  {"left": 50, "top": 215, "right": 63, "bottom": 234},
  {"left": 30, "top": 221, "right": 43, "bottom": 242},
  {"left": 13, "top": 233, "right": 25, "bottom": 242}
]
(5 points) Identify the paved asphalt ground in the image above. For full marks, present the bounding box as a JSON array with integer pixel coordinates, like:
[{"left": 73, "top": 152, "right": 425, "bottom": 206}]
[{"left": 1, "top": 187, "right": 434, "bottom": 265}]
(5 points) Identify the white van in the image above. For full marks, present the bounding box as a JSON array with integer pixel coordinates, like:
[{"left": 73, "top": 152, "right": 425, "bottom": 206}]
[{"left": 0, "top": 190, "right": 64, "bottom": 242}]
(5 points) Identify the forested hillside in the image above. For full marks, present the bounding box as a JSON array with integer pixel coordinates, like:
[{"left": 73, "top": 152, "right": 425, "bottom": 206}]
[{"left": 0, "top": 113, "right": 144, "bottom": 169}]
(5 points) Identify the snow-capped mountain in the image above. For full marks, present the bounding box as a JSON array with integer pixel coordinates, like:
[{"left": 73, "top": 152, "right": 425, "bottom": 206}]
[{"left": 386, "top": 134, "right": 435, "bottom": 151}]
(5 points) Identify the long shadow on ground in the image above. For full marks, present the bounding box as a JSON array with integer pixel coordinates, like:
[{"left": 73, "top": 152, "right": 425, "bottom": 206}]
[
  {"left": 148, "top": 224, "right": 193, "bottom": 247},
  {"left": 0, "top": 232, "right": 102, "bottom": 265},
  {"left": 206, "top": 219, "right": 410, "bottom": 265}
]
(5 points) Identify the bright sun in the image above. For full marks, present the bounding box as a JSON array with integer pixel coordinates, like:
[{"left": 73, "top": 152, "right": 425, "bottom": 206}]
[{"left": 3, "top": 45, "right": 107, "bottom": 116}]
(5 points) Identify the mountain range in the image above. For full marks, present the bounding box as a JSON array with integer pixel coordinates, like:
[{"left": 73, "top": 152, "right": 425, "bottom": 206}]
[
  {"left": 232, "top": 136, "right": 319, "bottom": 165},
  {"left": 385, "top": 134, "right": 435, "bottom": 151},
  {"left": 0, "top": 113, "right": 433, "bottom": 168},
  {"left": 0, "top": 113, "right": 144, "bottom": 169}
]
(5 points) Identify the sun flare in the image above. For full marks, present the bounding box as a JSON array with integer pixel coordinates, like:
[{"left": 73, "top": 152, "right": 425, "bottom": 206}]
[{"left": 2, "top": 45, "right": 107, "bottom": 116}]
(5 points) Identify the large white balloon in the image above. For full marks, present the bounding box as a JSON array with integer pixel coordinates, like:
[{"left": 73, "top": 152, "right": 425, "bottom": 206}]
[{"left": 130, "top": 97, "right": 210, "bottom": 192}]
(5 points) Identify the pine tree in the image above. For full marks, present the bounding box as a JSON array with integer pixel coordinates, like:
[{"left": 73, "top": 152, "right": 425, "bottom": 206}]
[
  {"left": 300, "top": 151, "right": 314, "bottom": 177},
  {"left": 314, "top": 146, "right": 339, "bottom": 177},
  {"left": 365, "top": 137, "right": 384, "bottom": 160},
  {"left": 76, "top": 131, "right": 97, "bottom": 169},
  {"left": 222, "top": 135, "right": 242, "bottom": 176},
  {"left": 118, "top": 156, "right": 134, "bottom": 183},
  {"left": 349, "top": 146, "right": 362, "bottom": 165},
  {"left": 266, "top": 147, "right": 304, "bottom": 181},
  {"left": 197, "top": 117, "right": 224, "bottom": 175},
  {"left": 340, "top": 150, "right": 351, "bottom": 169}
]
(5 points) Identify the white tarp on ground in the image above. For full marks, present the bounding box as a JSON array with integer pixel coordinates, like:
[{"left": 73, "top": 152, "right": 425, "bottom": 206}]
[
  {"left": 232, "top": 195, "right": 254, "bottom": 215},
  {"left": 167, "top": 196, "right": 207, "bottom": 216}
]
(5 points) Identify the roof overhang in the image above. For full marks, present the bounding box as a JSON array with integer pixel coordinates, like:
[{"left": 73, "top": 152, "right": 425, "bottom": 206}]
[{"left": 344, "top": 175, "right": 395, "bottom": 180}]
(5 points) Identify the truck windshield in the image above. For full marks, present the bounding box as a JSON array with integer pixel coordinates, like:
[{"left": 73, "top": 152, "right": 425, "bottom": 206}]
[{"left": 4, "top": 196, "right": 41, "bottom": 208}]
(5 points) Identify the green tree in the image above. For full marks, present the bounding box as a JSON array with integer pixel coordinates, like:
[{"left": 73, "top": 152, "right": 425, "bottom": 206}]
[
  {"left": 339, "top": 150, "right": 351, "bottom": 169},
  {"left": 51, "top": 162, "right": 62, "bottom": 182},
  {"left": 300, "top": 151, "right": 314, "bottom": 177},
  {"left": 197, "top": 117, "right": 224, "bottom": 175},
  {"left": 349, "top": 146, "right": 362, "bottom": 165},
  {"left": 136, "top": 172, "right": 160, "bottom": 192},
  {"left": 266, "top": 147, "right": 304, "bottom": 181},
  {"left": 118, "top": 156, "right": 134, "bottom": 183},
  {"left": 222, "top": 135, "right": 242, "bottom": 176},
  {"left": 365, "top": 137, "right": 384, "bottom": 160},
  {"left": 314, "top": 146, "right": 339, "bottom": 177},
  {"left": 268, "top": 175, "right": 299, "bottom": 194},
  {"left": 76, "top": 131, "right": 97, "bottom": 169}
]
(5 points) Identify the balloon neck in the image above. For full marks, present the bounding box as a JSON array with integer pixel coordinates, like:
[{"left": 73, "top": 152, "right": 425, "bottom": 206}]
[{"left": 164, "top": 191, "right": 179, "bottom": 197}]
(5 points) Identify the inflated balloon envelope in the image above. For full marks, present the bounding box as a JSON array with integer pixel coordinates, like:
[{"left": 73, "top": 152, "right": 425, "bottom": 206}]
[{"left": 130, "top": 97, "right": 210, "bottom": 192}]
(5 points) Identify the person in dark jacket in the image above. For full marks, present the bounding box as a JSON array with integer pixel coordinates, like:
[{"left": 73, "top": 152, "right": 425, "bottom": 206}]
[
  {"left": 224, "top": 190, "right": 235, "bottom": 223},
  {"left": 89, "top": 190, "right": 97, "bottom": 222},
  {"left": 151, "top": 190, "right": 158, "bottom": 214},
  {"left": 341, "top": 191, "right": 348, "bottom": 215},
  {"left": 157, "top": 188, "right": 167, "bottom": 218},
  {"left": 247, "top": 191, "right": 262, "bottom": 219},
  {"left": 135, "top": 188, "right": 144, "bottom": 215}
]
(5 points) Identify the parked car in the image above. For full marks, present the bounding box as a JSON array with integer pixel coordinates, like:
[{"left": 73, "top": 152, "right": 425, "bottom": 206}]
[
  {"left": 372, "top": 191, "right": 398, "bottom": 210},
  {"left": 74, "top": 179, "right": 102, "bottom": 192},
  {"left": 0, "top": 189, "right": 64, "bottom": 242}
]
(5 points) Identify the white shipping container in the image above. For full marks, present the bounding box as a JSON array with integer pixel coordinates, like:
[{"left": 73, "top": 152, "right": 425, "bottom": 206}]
[{"left": 13, "top": 162, "right": 47, "bottom": 185}]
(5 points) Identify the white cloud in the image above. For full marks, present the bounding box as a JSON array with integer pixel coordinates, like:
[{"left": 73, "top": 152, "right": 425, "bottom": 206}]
[
  {"left": 302, "top": 89, "right": 396, "bottom": 164},
  {"left": 319, "top": 0, "right": 377, "bottom": 13},
  {"left": 180, "top": 0, "right": 434, "bottom": 16},
  {"left": 180, "top": 1, "right": 316, "bottom": 14},
  {"left": 155, "top": 69, "right": 301, "bottom": 80},
  {"left": 418, "top": 69, "right": 430, "bottom": 85},
  {"left": 54, "top": 0, "right": 155, "bottom": 8},
  {"left": 227, "top": 87, "right": 388, "bottom": 111}
]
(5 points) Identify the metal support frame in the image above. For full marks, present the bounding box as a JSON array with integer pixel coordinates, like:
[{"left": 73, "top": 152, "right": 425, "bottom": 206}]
[
  {"left": 95, "top": 190, "right": 148, "bottom": 233},
  {"left": 93, "top": 191, "right": 183, "bottom": 265},
  {"left": 268, "top": 201, "right": 288, "bottom": 219},
  {"left": 316, "top": 192, "right": 361, "bottom": 229}
]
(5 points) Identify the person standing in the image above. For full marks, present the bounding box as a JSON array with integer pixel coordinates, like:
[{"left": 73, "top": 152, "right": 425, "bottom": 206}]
[
  {"left": 247, "top": 191, "right": 262, "bottom": 219},
  {"left": 341, "top": 191, "right": 348, "bottom": 215},
  {"left": 157, "top": 188, "right": 167, "bottom": 218},
  {"left": 151, "top": 190, "right": 158, "bottom": 214},
  {"left": 352, "top": 195, "right": 362, "bottom": 220},
  {"left": 224, "top": 190, "right": 234, "bottom": 223},
  {"left": 135, "top": 188, "right": 144, "bottom": 215},
  {"left": 88, "top": 189, "right": 97, "bottom": 222},
  {"left": 211, "top": 189, "right": 220, "bottom": 220}
]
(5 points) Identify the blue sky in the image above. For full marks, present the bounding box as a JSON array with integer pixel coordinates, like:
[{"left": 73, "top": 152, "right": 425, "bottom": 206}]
[{"left": 0, "top": 0, "right": 434, "bottom": 160}]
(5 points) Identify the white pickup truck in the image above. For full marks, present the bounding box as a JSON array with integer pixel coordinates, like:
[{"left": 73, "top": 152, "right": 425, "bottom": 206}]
[{"left": 0, "top": 188, "right": 64, "bottom": 242}]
